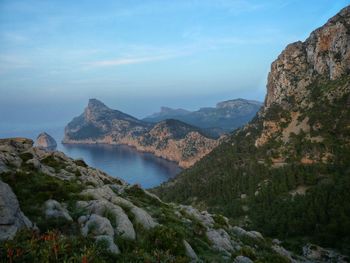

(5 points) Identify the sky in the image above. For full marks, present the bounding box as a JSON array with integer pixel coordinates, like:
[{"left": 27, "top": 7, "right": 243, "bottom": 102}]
[{"left": 0, "top": 0, "right": 349, "bottom": 132}]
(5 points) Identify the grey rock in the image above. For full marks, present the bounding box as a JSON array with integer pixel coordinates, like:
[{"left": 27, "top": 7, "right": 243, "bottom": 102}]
[
  {"left": 183, "top": 240, "right": 198, "bottom": 260},
  {"left": 303, "top": 243, "right": 349, "bottom": 263},
  {"left": 232, "top": 226, "right": 264, "bottom": 240},
  {"left": 26, "top": 158, "right": 41, "bottom": 169},
  {"left": 81, "top": 214, "right": 114, "bottom": 237},
  {"left": 77, "top": 200, "right": 136, "bottom": 240},
  {"left": 234, "top": 256, "right": 254, "bottom": 263},
  {"left": 0, "top": 180, "right": 33, "bottom": 241},
  {"left": 206, "top": 228, "right": 234, "bottom": 253},
  {"left": 44, "top": 199, "right": 72, "bottom": 221},
  {"left": 180, "top": 205, "right": 215, "bottom": 228},
  {"left": 95, "top": 235, "right": 120, "bottom": 254},
  {"left": 35, "top": 132, "right": 57, "bottom": 149},
  {"left": 130, "top": 206, "right": 158, "bottom": 230}
]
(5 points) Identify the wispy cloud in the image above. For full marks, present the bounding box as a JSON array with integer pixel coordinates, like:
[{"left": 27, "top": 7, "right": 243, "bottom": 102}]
[
  {"left": 85, "top": 55, "right": 172, "bottom": 68},
  {"left": 0, "top": 55, "right": 32, "bottom": 74},
  {"left": 84, "top": 33, "right": 279, "bottom": 69}
]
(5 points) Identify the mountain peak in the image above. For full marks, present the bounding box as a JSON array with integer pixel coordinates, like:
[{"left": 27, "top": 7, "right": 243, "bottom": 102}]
[
  {"left": 216, "top": 99, "right": 262, "bottom": 109},
  {"left": 88, "top": 98, "right": 109, "bottom": 109},
  {"left": 265, "top": 5, "right": 350, "bottom": 109}
]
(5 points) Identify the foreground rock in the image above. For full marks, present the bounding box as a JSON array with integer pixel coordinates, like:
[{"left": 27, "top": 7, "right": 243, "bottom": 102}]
[
  {"left": 0, "top": 137, "right": 310, "bottom": 262},
  {"left": 0, "top": 180, "right": 33, "bottom": 241},
  {"left": 35, "top": 132, "right": 57, "bottom": 149}
]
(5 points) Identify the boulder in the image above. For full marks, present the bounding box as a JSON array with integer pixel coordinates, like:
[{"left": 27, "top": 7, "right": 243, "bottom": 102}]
[
  {"left": 232, "top": 226, "right": 264, "bottom": 240},
  {"left": 206, "top": 228, "right": 234, "bottom": 253},
  {"left": 44, "top": 199, "right": 72, "bottom": 221},
  {"left": 95, "top": 235, "right": 120, "bottom": 254},
  {"left": 35, "top": 132, "right": 57, "bottom": 149},
  {"left": 234, "top": 256, "right": 254, "bottom": 263},
  {"left": 183, "top": 240, "right": 198, "bottom": 260},
  {"left": 179, "top": 205, "right": 214, "bottom": 228},
  {"left": 0, "top": 180, "right": 33, "bottom": 241},
  {"left": 80, "top": 214, "right": 114, "bottom": 237},
  {"left": 130, "top": 206, "right": 158, "bottom": 230},
  {"left": 303, "top": 244, "right": 349, "bottom": 263},
  {"left": 77, "top": 200, "right": 136, "bottom": 240}
]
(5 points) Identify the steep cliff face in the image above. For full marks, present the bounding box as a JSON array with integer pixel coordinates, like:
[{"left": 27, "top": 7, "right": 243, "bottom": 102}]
[
  {"left": 64, "top": 100, "right": 217, "bottom": 168},
  {"left": 265, "top": 6, "right": 350, "bottom": 109},
  {"left": 154, "top": 6, "right": 350, "bottom": 255}
]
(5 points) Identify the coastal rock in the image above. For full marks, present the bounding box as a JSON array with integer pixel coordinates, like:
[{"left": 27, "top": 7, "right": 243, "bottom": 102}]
[
  {"left": 0, "top": 180, "right": 33, "bottom": 241},
  {"left": 35, "top": 132, "right": 57, "bottom": 149}
]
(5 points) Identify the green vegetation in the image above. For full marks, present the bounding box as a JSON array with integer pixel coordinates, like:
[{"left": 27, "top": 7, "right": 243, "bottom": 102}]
[
  {"left": 0, "top": 171, "right": 82, "bottom": 220},
  {"left": 154, "top": 76, "right": 350, "bottom": 255},
  {"left": 0, "top": 230, "right": 117, "bottom": 263}
]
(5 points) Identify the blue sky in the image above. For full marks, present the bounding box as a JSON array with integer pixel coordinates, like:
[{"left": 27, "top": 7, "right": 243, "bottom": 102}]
[{"left": 0, "top": 0, "right": 349, "bottom": 130}]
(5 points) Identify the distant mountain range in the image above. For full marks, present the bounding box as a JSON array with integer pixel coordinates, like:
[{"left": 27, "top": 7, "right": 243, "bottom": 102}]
[
  {"left": 143, "top": 99, "right": 262, "bottom": 136},
  {"left": 63, "top": 99, "right": 218, "bottom": 168}
]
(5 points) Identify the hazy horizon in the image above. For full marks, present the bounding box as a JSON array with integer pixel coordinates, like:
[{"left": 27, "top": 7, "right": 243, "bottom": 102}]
[{"left": 1, "top": 0, "right": 349, "bottom": 133}]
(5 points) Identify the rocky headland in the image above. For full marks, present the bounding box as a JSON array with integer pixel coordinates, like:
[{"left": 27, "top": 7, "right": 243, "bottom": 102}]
[{"left": 63, "top": 99, "right": 218, "bottom": 168}]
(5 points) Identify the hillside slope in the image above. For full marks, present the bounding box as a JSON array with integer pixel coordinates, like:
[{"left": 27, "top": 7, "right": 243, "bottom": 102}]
[
  {"left": 0, "top": 138, "right": 316, "bottom": 262},
  {"left": 154, "top": 5, "right": 350, "bottom": 256},
  {"left": 144, "top": 99, "right": 262, "bottom": 136},
  {"left": 63, "top": 99, "right": 218, "bottom": 168}
]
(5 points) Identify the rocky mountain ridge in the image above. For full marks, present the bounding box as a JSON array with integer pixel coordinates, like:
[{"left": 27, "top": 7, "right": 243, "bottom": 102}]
[
  {"left": 144, "top": 98, "right": 262, "bottom": 136},
  {"left": 64, "top": 99, "right": 218, "bottom": 168},
  {"left": 154, "top": 5, "right": 350, "bottom": 258},
  {"left": 0, "top": 137, "right": 324, "bottom": 262}
]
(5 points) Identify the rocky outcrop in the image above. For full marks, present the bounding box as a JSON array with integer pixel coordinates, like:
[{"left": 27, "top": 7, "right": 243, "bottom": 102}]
[
  {"left": 63, "top": 99, "right": 218, "bottom": 168},
  {"left": 0, "top": 180, "right": 33, "bottom": 241},
  {"left": 35, "top": 132, "right": 57, "bottom": 149},
  {"left": 257, "top": 6, "right": 350, "bottom": 150},
  {"left": 144, "top": 98, "right": 262, "bottom": 136},
  {"left": 265, "top": 6, "right": 350, "bottom": 109}
]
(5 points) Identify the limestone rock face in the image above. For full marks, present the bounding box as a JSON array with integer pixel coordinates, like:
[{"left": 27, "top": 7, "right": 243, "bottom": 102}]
[
  {"left": 63, "top": 99, "right": 218, "bottom": 168},
  {"left": 0, "top": 180, "right": 33, "bottom": 241},
  {"left": 265, "top": 6, "right": 350, "bottom": 109},
  {"left": 35, "top": 132, "right": 57, "bottom": 149}
]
